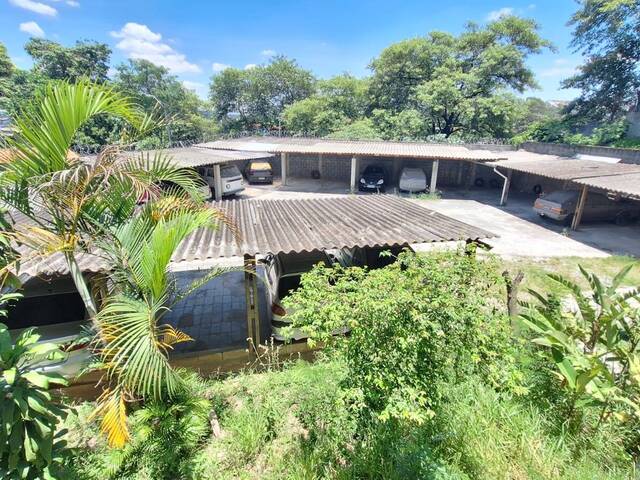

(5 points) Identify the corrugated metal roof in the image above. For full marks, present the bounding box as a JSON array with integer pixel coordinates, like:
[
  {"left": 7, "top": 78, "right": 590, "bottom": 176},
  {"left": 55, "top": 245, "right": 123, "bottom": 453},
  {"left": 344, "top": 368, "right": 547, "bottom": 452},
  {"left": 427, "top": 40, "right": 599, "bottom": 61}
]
[
  {"left": 126, "top": 147, "right": 274, "bottom": 168},
  {"left": 11, "top": 196, "right": 494, "bottom": 278},
  {"left": 197, "top": 137, "right": 506, "bottom": 161},
  {"left": 171, "top": 195, "right": 495, "bottom": 261},
  {"left": 490, "top": 157, "right": 640, "bottom": 197}
]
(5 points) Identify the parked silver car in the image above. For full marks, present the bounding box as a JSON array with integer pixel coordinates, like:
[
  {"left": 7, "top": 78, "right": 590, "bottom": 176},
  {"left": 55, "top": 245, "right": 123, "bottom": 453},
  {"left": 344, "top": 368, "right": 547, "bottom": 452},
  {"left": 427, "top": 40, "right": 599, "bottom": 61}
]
[
  {"left": 399, "top": 167, "right": 427, "bottom": 193},
  {"left": 534, "top": 190, "right": 640, "bottom": 225}
]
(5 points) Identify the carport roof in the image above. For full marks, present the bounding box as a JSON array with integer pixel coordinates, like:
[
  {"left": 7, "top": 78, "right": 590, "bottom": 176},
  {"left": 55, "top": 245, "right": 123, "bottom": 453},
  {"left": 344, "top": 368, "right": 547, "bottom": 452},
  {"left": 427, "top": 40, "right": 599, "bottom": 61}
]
[
  {"left": 171, "top": 195, "right": 495, "bottom": 261},
  {"left": 197, "top": 136, "right": 506, "bottom": 162},
  {"left": 490, "top": 157, "right": 640, "bottom": 198},
  {"left": 126, "top": 147, "right": 274, "bottom": 168},
  {"left": 13, "top": 196, "right": 494, "bottom": 278}
]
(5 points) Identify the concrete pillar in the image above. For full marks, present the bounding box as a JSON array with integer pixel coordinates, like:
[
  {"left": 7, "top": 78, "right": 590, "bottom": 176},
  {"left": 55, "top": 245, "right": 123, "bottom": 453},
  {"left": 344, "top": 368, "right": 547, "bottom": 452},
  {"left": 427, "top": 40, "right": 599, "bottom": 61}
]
[
  {"left": 571, "top": 185, "right": 588, "bottom": 230},
  {"left": 244, "top": 255, "right": 260, "bottom": 355},
  {"left": 318, "top": 153, "right": 323, "bottom": 179},
  {"left": 350, "top": 156, "right": 359, "bottom": 193},
  {"left": 281, "top": 152, "right": 288, "bottom": 186},
  {"left": 500, "top": 169, "right": 512, "bottom": 206},
  {"left": 213, "top": 164, "right": 223, "bottom": 201},
  {"left": 393, "top": 156, "right": 402, "bottom": 186},
  {"left": 430, "top": 160, "right": 440, "bottom": 193},
  {"left": 466, "top": 162, "right": 477, "bottom": 190}
]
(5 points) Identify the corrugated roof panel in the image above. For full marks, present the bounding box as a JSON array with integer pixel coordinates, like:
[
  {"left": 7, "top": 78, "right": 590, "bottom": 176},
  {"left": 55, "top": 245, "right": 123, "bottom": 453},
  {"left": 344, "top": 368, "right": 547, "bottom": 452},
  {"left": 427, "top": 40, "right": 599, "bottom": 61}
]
[{"left": 197, "top": 137, "right": 506, "bottom": 161}]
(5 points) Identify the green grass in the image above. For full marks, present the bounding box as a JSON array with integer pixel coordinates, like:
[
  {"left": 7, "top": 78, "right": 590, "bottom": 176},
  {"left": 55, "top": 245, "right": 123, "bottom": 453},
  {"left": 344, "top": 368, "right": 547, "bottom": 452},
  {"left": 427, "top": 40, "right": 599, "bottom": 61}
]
[{"left": 502, "top": 255, "right": 640, "bottom": 295}]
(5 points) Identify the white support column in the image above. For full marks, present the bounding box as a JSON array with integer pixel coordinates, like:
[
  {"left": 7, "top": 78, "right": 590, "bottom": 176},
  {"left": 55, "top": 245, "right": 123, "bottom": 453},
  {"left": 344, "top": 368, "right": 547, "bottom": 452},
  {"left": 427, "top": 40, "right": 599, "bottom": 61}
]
[
  {"left": 571, "top": 185, "right": 588, "bottom": 231},
  {"left": 213, "top": 164, "right": 223, "bottom": 201},
  {"left": 281, "top": 152, "right": 288, "bottom": 186},
  {"left": 350, "top": 156, "right": 359, "bottom": 193},
  {"left": 500, "top": 169, "right": 512, "bottom": 206},
  {"left": 430, "top": 160, "right": 440, "bottom": 193}
]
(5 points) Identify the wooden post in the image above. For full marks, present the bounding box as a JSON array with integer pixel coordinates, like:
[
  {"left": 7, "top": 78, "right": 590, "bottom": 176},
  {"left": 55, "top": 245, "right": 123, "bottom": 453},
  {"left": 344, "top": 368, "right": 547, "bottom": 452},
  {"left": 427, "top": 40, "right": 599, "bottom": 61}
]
[
  {"left": 350, "top": 156, "right": 359, "bottom": 193},
  {"left": 430, "top": 159, "right": 440, "bottom": 193},
  {"left": 244, "top": 255, "right": 260, "bottom": 357},
  {"left": 213, "top": 164, "right": 223, "bottom": 201},
  {"left": 571, "top": 185, "right": 588, "bottom": 230},
  {"left": 500, "top": 169, "right": 512, "bottom": 206},
  {"left": 281, "top": 152, "right": 288, "bottom": 186}
]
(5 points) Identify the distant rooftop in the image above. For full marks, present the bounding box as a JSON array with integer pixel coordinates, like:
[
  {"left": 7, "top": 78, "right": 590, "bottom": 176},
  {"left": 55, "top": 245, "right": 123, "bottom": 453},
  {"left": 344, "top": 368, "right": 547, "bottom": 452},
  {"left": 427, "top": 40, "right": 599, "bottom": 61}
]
[{"left": 197, "top": 136, "right": 507, "bottom": 162}]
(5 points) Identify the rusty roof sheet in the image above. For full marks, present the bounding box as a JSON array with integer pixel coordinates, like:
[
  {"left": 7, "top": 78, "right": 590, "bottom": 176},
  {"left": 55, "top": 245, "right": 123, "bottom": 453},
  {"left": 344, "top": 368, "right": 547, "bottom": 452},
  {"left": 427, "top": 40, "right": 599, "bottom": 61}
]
[
  {"left": 171, "top": 195, "right": 495, "bottom": 261},
  {"left": 125, "top": 147, "right": 274, "bottom": 168},
  {"left": 197, "top": 137, "right": 506, "bottom": 161}
]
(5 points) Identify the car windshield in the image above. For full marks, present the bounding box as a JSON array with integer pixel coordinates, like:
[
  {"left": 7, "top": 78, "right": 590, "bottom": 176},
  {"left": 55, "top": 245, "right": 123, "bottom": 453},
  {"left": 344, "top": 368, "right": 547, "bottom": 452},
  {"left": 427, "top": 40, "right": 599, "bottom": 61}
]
[
  {"left": 221, "top": 165, "right": 241, "bottom": 177},
  {"left": 364, "top": 166, "right": 384, "bottom": 175}
]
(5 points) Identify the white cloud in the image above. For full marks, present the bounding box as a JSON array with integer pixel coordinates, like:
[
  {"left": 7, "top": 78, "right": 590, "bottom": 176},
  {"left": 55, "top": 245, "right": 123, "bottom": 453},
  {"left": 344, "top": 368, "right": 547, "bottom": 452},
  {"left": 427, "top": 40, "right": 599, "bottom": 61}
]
[
  {"left": 487, "top": 7, "right": 513, "bottom": 21},
  {"left": 182, "top": 80, "right": 203, "bottom": 90},
  {"left": 110, "top": 22, "right": 201, "bottom": 74},
  {"left": 212, "top": 62, "right": 230, "bottom": 72},
  {"left": 19, "top": 21, "right": 45, "bottom": 37},
  {"left": 66, "top": 0, "right": 80, "bottom": 6},
  {"left": 9, "top": 0, "right": 57, "bottom": 16},
  {"left": 261, "top": 49, "right": 276, "bottom": 57},
  {"left": 539, "top": 58, "right": 579, "bottom": 78},
  {"left": 244, "top": 64, "right": 257, "bottom": 70}
]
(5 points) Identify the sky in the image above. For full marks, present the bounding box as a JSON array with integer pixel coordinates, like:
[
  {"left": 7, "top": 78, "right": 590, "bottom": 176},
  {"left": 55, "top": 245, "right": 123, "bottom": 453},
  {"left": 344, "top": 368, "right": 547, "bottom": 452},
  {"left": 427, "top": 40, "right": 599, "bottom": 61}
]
[{"left": 0, "top": 0, "right": 583, "bottom": 101}]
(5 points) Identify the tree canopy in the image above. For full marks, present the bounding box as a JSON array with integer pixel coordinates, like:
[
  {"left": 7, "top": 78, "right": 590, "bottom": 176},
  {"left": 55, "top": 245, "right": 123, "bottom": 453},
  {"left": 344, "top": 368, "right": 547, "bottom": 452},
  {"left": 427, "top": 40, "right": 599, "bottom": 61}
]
[{"left": 563, "top": 0, "right": 640, "bottom": 121}]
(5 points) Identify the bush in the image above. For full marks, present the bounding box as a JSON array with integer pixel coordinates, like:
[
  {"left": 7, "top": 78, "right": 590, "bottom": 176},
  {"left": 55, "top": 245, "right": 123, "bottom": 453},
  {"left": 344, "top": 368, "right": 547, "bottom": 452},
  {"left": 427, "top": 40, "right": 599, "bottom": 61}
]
[
  {"left": 0, "top": 317, "right": 71, "bottom": 479},
  {"left": 285, "top": 250, "right": 517, "bottom": 423}
]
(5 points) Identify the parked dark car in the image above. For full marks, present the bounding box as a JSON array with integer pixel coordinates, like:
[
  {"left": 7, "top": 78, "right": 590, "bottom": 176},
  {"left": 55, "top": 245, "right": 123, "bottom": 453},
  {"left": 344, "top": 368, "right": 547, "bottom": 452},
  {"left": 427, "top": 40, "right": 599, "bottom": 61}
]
[
  {"left": 245, "top": 161, "right": 273, "bottom": 184},
  {"left": 359, "top": 165, "right": 386, "bottom": 192}
]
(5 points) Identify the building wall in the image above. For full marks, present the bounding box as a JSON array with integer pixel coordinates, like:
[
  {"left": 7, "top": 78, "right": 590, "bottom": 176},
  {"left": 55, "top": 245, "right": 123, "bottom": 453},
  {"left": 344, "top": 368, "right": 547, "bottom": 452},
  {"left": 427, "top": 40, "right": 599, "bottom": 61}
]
[{"left": 521, "top": 142, "right": 640, "bottom": 165}]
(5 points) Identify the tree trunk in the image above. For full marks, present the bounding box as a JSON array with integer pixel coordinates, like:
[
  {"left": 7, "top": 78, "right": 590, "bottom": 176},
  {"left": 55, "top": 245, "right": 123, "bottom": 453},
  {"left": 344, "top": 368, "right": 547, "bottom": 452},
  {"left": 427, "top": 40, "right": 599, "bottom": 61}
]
[
  {"left": 64, "top": 251, "right": 98, "bottom": 318},
  {"left": 502, "top": 270, "right": 524, "bottom": 318}
]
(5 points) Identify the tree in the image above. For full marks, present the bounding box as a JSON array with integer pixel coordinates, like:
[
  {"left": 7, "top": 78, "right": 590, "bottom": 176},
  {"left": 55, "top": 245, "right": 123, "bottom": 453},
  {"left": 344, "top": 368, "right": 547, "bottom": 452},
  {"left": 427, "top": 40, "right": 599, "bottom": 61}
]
[
  {"left": 113, "top": 59, "right": 211, "bottom": 145},
  {"left": 209, "top": 56, "right": 315, "bottom": 131},
  {"left": 0, "top": 43, "right": 13, "bottom": 79},
  {"left": 282, "top": 74, "right": 369, "bottom": 136},
  {"left": 25, "top": 38, "right": 111, "bottom": 83},
  {"left": 564, "top": 0, "right": 640, "bottom": 121},
  {"left": 369, "top": 17, "right": 552, "bottom": 137}
]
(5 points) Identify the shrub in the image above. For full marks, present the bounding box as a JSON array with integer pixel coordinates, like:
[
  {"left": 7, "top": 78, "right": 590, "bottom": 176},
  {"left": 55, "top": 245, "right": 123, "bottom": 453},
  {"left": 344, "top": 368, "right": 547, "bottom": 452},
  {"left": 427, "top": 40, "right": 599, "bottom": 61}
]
[
  {"left": 0, "top": 316, "right": 71, "bottom": 479},
  {"left": 285, "top": 250, "right": 516, "bottom": 423}
]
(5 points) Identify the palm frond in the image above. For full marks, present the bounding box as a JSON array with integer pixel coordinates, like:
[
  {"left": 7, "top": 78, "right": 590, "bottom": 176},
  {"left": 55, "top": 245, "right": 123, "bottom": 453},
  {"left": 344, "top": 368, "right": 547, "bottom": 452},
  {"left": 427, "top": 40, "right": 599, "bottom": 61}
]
[{"left": 91, "top": 387, "right": 130, "bottom": 448}]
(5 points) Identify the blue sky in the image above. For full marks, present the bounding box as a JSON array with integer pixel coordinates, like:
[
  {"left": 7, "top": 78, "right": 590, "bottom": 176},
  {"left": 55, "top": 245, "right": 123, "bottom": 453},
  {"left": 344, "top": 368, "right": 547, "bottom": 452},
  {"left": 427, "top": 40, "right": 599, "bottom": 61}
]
[{"left": 1, "top": 0, "right": 583, "bottom": 101}]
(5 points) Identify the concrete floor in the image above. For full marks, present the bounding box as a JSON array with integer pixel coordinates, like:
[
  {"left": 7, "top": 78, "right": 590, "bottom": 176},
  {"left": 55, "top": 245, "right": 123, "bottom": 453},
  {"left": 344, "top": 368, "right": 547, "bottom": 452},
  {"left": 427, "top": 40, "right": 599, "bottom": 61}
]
[
  {"left": 171, "top": 177, "right": 639, "bottom": 352},
  {"left": 231, "top": 177, "right": 640, "bottom": 259}
]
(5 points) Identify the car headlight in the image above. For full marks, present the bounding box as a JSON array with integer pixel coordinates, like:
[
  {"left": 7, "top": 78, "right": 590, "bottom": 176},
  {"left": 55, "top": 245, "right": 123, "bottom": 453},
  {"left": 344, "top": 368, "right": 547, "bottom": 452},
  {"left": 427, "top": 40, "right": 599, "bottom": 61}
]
[
  {"left": 359, "top": 178, "right": 365, "bottom": 184},
  {"left": 376, "top": 179, "right": 384, "bottom": 185}
]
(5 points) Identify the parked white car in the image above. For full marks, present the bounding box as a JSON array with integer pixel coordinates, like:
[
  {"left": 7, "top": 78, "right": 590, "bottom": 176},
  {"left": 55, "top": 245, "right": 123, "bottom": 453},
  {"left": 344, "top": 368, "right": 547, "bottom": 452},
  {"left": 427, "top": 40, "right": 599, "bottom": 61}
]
[
  {"left": 197, "top": 164, "right": 245, "bottom": 198},
  {"left": 399, "top": 167, "right": 427, "bottom": 193}
]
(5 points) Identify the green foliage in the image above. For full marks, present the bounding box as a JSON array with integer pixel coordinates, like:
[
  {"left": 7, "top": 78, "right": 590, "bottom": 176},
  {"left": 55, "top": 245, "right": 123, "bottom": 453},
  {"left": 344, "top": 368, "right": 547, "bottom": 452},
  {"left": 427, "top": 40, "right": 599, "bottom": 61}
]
[
  {"left": 78, "top": 372, "right": 211, "bottom": 480},
  {"left": 369, "top": 17, "right": 552, "bottom": 137},
  {"left": 285, "top": 250, "right": 516, "bottom": 423},
  {"left": 325, "top": 118, "right": 382, "bottom": 140},
  {"left": 0, "top": 296, "right": 71, "bottom": 479},
  {"left": 25, "top": 39, "right": 111, "bottom": 84},
  {"left": 565, "top": 0, "right": 640, "bottom": 121},
  {"left": 209, "top": 56, "right": 315, "bottom": 131},
  {"left": 519, "top": 263, "right": 640, "bottom": 432}
]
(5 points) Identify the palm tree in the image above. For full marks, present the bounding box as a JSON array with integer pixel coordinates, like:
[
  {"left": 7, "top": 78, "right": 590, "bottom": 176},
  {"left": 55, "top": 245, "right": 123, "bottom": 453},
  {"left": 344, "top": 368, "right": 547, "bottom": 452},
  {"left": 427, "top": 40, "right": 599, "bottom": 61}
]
[
  {"left": 91, "top": 200, "right": 228, "bottom": 447},
  {"left": 0, "top": 80, "right": 204, "bottom": 315},
  {"left": 0, "top": 81, "right": 228, "bottom": 447}
]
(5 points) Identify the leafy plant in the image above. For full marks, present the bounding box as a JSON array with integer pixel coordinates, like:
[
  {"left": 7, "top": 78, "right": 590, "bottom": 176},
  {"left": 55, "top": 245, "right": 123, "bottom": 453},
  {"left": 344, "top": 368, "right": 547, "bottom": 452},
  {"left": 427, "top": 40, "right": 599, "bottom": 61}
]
[
  {"left": 285, "top": 250, "right": 515, "bottom": 424},
  {"left": 519, "top": 263, "right": 640, "bottom": 431},
  {"left": 0, "top": 296, "right": 71, "bottom": 479}
]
